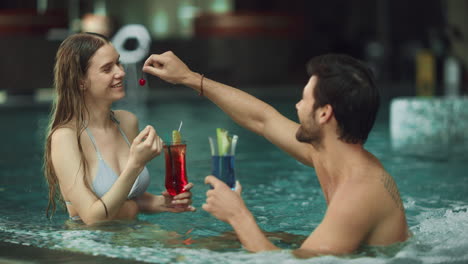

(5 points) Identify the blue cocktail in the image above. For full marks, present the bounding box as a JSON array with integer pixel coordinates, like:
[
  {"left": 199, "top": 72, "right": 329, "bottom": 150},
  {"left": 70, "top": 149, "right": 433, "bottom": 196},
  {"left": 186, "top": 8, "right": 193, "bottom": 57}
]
[
  {"left": 211, "top": 155, "right": 236, "bottom": 189},
  {"left": 209, "top": 128, "right": 238, "bottom": 189}
]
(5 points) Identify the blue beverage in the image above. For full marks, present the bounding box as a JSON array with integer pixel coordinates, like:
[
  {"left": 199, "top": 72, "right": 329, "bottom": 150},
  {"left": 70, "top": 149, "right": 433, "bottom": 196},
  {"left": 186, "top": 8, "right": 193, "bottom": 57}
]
[{"left": 211, "top": 155, "right": 236, "bottom": 189}]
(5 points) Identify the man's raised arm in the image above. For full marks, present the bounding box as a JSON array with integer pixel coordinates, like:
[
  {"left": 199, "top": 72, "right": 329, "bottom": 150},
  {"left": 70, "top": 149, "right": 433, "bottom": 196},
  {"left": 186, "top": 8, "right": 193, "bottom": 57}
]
[{"left": 143, "top": 51, "right": 314, "bottom": 166}]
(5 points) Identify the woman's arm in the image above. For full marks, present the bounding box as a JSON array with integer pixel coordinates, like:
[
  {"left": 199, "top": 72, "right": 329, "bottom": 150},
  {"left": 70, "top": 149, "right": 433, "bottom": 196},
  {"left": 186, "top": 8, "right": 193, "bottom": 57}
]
[
  {"left": 135, "top": 186, "right": 196, "bottom": 214},
  {"left": 115, "top": 110, "right": 196, "bottom": 214},
  {"left": 52, "top": 125, "right": 161, "bottom": 225},
  {"left": 114, "top": 200, "right": 139, "bottom": 220}
]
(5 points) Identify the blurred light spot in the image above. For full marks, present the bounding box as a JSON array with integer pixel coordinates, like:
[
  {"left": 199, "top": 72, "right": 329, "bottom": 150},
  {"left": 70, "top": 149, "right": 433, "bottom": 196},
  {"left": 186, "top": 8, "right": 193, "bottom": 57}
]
[
  {"left": 211, "top": 0, "right": 232, "bottom": 13},
  {"left": 152, "top": 9, "right": 169, "bottom": 37}
]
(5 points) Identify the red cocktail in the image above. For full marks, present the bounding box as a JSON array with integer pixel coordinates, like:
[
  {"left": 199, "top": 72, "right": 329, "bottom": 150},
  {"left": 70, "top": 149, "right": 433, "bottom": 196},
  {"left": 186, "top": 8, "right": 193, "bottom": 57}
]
[{"left": 163, "top": 142, "right": 188, "bottom": 196}]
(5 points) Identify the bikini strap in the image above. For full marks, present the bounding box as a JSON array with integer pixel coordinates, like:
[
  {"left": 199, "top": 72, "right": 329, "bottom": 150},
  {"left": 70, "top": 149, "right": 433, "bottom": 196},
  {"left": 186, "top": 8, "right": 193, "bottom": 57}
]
[
  {"left": 110, "top": 111, "right": 132, "bottom": 146},
  {"left": 85, "top": 127, "right": 103, "bottom": 160},
  {"left": 84, "top": 111, "right": 130, "bottom": 157}
]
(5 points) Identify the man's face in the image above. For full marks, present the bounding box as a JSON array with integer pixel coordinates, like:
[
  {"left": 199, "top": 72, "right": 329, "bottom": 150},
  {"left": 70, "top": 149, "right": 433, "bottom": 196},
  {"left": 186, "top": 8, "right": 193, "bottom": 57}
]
[{"left": 295, "top": 76, "right": 323, "bottom": 145}]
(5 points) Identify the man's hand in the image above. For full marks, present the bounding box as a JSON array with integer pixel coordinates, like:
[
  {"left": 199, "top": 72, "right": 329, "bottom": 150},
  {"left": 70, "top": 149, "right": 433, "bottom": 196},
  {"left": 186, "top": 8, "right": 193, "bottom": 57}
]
[
  {"left": 142, "top": 51, "right": 192, "bottom": 85},
  {"left": 203, "top": 176, "right": 279, "bottom": 252},
  {"left": 202, "top": 176, "right": 246, "bottom": 224}
]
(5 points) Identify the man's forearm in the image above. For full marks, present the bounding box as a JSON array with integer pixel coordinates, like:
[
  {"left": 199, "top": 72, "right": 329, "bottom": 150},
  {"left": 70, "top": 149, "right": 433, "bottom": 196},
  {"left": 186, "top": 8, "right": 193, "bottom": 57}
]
[
  {"left": 182, "top": 72, "right": 275, "bottom": 136},
  {"left": 229, "top": 209, "right": 279, "bottom": 252}
]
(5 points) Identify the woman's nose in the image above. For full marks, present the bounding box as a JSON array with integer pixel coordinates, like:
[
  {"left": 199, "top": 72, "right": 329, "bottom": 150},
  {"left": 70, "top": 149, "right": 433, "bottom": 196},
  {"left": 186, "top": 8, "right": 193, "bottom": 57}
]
[{"left": 115, "top": 66, "right": 125, "bottom": 78}]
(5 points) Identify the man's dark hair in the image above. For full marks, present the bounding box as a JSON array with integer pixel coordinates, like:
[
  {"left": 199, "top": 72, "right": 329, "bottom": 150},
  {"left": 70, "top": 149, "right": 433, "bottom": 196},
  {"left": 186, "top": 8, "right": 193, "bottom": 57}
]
[{"left": 307, "top": 54, "right": 380, "bottom": 144}]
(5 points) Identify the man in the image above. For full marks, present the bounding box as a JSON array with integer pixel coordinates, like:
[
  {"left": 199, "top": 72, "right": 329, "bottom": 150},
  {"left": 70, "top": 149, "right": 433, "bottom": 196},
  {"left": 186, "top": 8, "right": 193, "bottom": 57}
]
[{"left": 143, "top": 52, "right": 409, "bottom": 257}]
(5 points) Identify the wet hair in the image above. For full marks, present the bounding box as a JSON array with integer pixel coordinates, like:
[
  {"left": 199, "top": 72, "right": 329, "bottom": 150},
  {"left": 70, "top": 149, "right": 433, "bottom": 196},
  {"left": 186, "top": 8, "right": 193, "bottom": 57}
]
[
  {"left": 44, "top": 32, "right": 110, "bottom": 219},
  {"left": 306, "top": 54, "right": 380, "bottom": 144}
]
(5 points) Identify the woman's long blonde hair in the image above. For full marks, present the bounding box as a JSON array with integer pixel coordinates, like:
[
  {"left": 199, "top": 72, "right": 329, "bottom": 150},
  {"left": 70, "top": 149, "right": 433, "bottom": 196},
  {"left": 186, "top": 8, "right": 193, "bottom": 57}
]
[{"left": 44, "top": 32, "right": 109, "bottom": 218}]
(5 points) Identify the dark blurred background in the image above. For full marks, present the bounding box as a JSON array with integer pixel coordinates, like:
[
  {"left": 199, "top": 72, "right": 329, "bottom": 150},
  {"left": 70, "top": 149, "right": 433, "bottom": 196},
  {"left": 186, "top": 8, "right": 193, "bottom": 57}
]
[{"left": 0, "top": 0, "right": 467, "bottom": 102}]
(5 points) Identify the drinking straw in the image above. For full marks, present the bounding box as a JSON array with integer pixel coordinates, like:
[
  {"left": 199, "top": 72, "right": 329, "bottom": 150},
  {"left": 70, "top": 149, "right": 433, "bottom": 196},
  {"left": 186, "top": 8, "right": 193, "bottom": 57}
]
[
  {"left": 231, "top": 135, "right": 238, "bottom": 156},
  {"left": 178, "top": 121, "right": 183, "bottom": 132},
  {"left": 208, "top": 137, "right": 215, "bottom": 156}
]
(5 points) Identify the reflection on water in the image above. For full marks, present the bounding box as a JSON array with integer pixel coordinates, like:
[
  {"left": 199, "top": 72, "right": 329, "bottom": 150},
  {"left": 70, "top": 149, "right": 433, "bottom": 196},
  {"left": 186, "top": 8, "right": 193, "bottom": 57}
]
[{"left": 1, "top": 97, "right": 468, "bottom": 263}]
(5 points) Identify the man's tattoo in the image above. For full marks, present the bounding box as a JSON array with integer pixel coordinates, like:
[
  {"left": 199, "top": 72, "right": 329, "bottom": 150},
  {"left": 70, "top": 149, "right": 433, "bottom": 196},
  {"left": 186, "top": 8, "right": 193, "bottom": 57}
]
[{"left": 380, "top": 172, "right": 404, "bottom": 211}]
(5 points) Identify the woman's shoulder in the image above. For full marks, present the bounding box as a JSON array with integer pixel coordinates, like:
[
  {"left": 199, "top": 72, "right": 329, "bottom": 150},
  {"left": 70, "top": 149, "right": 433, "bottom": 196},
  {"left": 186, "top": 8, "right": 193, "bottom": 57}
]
[
  {"left": 113, "top": 110, "right": 138, "bottom": 126},
  {"left": 50, "top": 126, "right": 80, "bottom": 153},
  {"left": 112, "top": 110, "right": 139, "bottom": 138},
  {"left": 51, "top": 125, "right": 76, "bottom": 140}
]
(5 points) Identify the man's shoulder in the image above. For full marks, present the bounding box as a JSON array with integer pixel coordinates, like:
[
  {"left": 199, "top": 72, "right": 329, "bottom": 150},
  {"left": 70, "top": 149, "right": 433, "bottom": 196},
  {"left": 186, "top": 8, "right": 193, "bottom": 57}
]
[
  {"left": 332, "top": 170, "right": 393, "bottom": 210},
  {"left": 335, "top": 166, "right": 405, "bottom": 218}
]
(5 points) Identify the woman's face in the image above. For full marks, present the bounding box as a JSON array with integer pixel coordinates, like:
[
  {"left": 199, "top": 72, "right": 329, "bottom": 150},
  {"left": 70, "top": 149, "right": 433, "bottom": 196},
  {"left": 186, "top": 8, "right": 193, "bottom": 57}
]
[{"left": 83, "top": 43, "right": 125, "bottom": 103}]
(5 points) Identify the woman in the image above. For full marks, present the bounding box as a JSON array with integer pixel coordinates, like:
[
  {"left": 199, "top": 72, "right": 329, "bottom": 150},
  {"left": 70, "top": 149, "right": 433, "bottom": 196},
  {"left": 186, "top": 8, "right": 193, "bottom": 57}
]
[{"left": 44, "top": 32, "right": 194, "bottom": 225}]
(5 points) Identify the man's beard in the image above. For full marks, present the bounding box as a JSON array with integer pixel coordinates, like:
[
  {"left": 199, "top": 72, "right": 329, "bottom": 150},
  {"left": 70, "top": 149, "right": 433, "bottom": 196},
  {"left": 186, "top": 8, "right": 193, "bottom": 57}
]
[{"left": 296, "top": 123, "right": 323, "bottom": 147}]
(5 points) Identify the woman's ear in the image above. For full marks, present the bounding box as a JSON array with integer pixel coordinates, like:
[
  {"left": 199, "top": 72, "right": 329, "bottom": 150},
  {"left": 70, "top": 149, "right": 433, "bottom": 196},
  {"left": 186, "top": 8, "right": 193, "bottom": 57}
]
[{"left": 80, "top": 80, "right": 86, "bottom": 90}]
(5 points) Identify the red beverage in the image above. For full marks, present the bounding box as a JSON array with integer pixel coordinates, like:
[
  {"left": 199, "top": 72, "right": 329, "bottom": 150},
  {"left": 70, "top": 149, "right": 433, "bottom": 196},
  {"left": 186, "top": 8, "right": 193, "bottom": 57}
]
[{"left": 164, "top": 143, "right": 188, "bottom": 196}]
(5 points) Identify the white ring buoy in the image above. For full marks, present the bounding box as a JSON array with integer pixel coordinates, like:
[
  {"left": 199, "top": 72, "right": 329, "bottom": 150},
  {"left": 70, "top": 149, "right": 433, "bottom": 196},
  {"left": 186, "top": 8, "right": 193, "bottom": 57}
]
[{"left": 112, "top": 24, "right": 151, "bottom": 64}]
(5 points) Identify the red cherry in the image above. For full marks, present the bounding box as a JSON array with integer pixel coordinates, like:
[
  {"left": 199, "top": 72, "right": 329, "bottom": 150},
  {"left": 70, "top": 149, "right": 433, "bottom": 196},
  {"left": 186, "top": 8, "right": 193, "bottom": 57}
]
[{"left": 139, "top": 78, "right": 146, "bottom": 86}]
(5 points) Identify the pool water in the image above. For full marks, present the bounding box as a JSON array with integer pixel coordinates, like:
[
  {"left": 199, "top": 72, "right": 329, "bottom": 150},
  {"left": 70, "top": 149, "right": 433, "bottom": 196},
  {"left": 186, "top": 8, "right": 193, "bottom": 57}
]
[{"left": 1, "top": 93, "right": 468, "bottom": 264}]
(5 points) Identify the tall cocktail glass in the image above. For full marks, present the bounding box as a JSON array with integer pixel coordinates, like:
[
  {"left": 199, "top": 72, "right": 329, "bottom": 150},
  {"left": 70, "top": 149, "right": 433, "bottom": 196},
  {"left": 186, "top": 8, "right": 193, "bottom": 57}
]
[
  {"left": 164, "top": 141, "right": 188, "bottom": 196},
  {"left": 209, "top": 135, "right": 238, "bottom": 189}
]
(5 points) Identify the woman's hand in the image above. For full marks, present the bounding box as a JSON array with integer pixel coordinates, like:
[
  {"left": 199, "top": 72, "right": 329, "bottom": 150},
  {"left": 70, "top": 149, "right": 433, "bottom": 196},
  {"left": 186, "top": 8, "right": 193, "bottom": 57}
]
[
  {"left": 161, "top": 183, "right": 196, "bottom": 213},
  {"left": 128, "top": 125, "right": 163, "bottom": 169}
]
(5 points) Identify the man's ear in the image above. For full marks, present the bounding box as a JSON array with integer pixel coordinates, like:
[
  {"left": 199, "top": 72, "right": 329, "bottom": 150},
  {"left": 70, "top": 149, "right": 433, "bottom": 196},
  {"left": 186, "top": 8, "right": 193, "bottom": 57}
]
[{"left": 318, "top": 104, "right": 333, "bottom": 124}]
